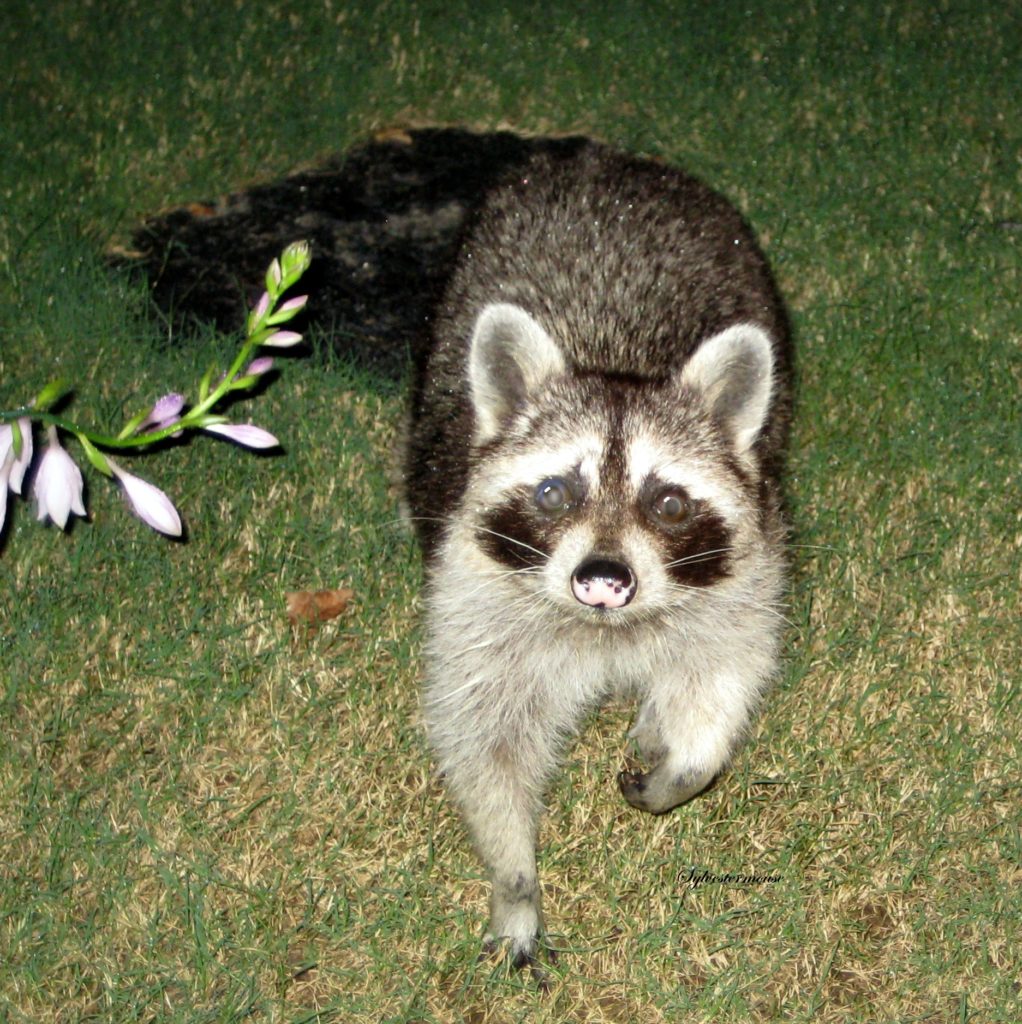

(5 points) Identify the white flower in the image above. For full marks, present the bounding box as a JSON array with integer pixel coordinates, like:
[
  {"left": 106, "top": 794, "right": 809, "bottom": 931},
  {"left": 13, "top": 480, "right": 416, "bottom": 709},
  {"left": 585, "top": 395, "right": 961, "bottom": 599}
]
[
  {"left": 261, "top": 330, "right": 303, "bottom": 349},
  {"left": 32, "top": 426, "right": 86, "bottom": 530},
  {"left": 108, "top": 459, "right": 182, "bottom": 537},
  {"left": 0, "top": 417, "right": 33, "bottom": 494},
  {"left": 203, "top": 423, "right": 279, "bottom": 449},
  {"left": 0, "top": 450, "right": 12, "bottom": 534}
]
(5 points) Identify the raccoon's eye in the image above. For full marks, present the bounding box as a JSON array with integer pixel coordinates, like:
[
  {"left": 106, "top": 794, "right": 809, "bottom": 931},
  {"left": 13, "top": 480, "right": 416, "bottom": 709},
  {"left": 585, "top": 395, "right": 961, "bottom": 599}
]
[
  {"left": 652, "top": 488, "right": 689, "bottom": 525},
  {"left": 535, "top": 477, "right": 574, "bottom": 514}
]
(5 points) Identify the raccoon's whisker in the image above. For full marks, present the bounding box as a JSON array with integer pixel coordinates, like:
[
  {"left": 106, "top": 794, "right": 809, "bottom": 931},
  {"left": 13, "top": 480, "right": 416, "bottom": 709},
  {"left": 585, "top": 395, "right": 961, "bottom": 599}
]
[
  {"left": 471, "top": 525, "right": 550, "bottom": 562},
  {"left": 786, "top": 542, "right": 850, "bottom": 555},
  {"left": 662, "top": 584, "right": 801, "bottom": 635},
  {"left": 471, "top": 565, "right": 545, "bottom": 578},
  {"left": 663, "top": 581, "right": 714, "bottom": 597},
  {"left": 663, "top": 546, "right": 734, "bottom": 570},
  {"left": 460, "top": 566, "right": 544, "bottom": 601},
  {"left": 425, "top": 672, "right": 489, "bottom": 704},
  {"left": 747, "top": 602, "right": 801, "bottom": 633},
  {"left": 663, "top": 548, "right": 737, "bottom": 565},
  {"left": 393, "top": 514, "right": 551, "bottom": 566},
  {"left": 379, "top": 515, "right": 418, "bottom": 530}
]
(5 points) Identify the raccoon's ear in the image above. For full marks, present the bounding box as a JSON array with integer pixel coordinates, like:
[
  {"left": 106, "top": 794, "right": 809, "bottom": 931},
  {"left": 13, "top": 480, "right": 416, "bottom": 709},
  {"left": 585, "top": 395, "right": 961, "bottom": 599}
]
[
  {"left": 468, "top": 303, "right": 567, "bottom": 443},
  {"left": 680, "top": 323, "right": 775, "bottom": 454}
]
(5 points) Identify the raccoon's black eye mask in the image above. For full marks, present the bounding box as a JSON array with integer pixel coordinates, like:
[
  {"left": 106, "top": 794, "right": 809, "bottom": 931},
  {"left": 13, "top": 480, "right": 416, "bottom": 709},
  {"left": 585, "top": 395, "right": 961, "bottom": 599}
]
[{"left": 532, "top": 476, "right": 692, "bottom": 530}]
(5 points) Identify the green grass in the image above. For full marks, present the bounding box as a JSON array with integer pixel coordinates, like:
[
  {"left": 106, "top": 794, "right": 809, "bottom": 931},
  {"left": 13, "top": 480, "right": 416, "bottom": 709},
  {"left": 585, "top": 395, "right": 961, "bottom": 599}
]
[{"left": 2, "top": 1, "right": 1020, "bottom": 1021}]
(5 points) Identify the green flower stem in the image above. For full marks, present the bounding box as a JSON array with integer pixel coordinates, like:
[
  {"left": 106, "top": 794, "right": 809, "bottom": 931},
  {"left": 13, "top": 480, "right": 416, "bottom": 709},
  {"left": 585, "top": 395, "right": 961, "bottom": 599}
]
[
  {"left": 0, "top": 239, "right": 311, "bottom": 456},
  {"left": 0, "top": 335, "right": 251, "bottom": 450}
]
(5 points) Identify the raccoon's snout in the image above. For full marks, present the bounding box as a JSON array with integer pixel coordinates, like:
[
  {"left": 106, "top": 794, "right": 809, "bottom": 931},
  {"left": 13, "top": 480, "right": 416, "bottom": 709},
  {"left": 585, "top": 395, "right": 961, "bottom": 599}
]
[{"left": 571, "top": 558, "right": 636, "bottom": 609}]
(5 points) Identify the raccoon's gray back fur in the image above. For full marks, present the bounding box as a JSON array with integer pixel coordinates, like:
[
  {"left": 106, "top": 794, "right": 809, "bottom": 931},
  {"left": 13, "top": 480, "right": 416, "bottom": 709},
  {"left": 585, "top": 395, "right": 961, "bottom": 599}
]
[
  {"left": 406, "top": 142, "right": 791, "bottom": 553},
  {"left": 404, "top": 141, "right": 792, "bottom": 970}
]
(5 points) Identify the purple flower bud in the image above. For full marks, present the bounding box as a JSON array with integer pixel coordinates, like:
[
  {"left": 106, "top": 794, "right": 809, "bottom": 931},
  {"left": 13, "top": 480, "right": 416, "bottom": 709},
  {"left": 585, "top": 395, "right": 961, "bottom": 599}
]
[
  {"left": 204, "top": 423, "right": 279, "bottom": 449},
  {"left": 277, "top": 295, "right": 308, "bottom": 315},
  {"left": 246, "top": 356, "right": 274, "bottom": 376},
  {"left": 265, "top": 295, "right": 309, "bottom": 326},
  {"left": 249, "top": 290, "right": 274, "bottom": 333},
  {"left": 262, "top": 330, "right": 302, "bottom": 349},
  {"left": 108, "top": 459, "right": 182, "bottom": 536},
  {"left": 267, "top": 258, "right": 283, "bottom": 290},
  {"left": 150, "top": 392, "right": 185, "bottom": 419},
  {"left": 32, "top": 427, "right": 86, "bottom": 530},
  {"left": 137, "top": 392, "right": 186, "bottom": 433}
]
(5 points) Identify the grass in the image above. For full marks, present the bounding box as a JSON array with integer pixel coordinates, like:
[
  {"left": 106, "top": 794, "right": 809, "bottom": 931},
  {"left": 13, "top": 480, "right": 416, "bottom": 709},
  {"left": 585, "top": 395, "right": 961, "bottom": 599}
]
[{"left": 2, "top": 0, "right": 1020, "bottom": 1021}]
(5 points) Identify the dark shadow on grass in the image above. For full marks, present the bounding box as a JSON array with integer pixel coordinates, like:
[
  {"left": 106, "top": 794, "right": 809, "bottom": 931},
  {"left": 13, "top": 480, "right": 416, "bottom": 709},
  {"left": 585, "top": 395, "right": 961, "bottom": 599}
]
[{"left": 112, "top": 127, "right": 592, "bottom": 385}]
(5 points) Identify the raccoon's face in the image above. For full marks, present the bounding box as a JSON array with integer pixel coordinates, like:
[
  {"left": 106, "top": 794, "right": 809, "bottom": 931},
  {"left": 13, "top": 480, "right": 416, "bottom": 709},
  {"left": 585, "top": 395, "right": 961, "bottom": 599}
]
[
  {"left": 464, "top": 386, "right": 756, "bottom": 622},
  {"left": 458, "top": 303, "right": 778, "bottom": 623}
]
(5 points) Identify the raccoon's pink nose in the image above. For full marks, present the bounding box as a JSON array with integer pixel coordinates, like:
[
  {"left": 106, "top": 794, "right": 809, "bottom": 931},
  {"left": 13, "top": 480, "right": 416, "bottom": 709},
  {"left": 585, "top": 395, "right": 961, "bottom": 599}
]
[{"left": 571, "top": 558, "right": 636, "bottom": 609}]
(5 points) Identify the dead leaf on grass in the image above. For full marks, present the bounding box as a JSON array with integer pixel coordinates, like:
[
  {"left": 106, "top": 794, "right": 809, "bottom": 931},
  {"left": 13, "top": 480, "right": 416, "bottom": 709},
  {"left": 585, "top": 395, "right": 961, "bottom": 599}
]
[{"left": 286, "top": 587, "right": 354, "bottom": 627}]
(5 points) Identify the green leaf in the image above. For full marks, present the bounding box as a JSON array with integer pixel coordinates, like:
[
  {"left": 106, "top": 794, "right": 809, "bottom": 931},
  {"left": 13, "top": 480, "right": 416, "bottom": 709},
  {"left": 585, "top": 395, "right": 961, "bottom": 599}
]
[
  {"left": 77, "top": 434, "right": 113, "bottom": 477},
  {"left": 198, "top": 363, "right": 218, "bottom": 403},
  {"left": 117, "top": 409, "right": 149, "bottom": 440},
  {"left": 34, "top": 378, "right": 70, "bottom": 413},
  {"left": 246, "top": 327, "right": 274, "bottom": 347},
  {"left": 265, "top": 296, "right": 308, "bottom": 326},
  {"left": 280, "top": 240, "right": 311, "bottom": 282},
  {"left": 265, "top": 257, "right": 282, "bottom": 298},
  {"left": 10, "top": 418, "right": 24, "bottom": 458}
]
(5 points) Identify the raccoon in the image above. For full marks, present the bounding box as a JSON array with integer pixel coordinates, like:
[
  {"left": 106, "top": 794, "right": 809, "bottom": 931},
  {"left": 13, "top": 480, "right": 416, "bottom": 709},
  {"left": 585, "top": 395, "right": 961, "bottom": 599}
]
[{"left": 403, "top": 141, "right": 792, "bottom": 967}]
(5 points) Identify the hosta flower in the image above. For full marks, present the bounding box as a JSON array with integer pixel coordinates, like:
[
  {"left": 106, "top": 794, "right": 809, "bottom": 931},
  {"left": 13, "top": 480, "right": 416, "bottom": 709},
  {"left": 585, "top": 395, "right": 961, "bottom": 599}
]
[
  {"left": 262, "top": 330, "right": 303, "bottom": 349},
  {"left": 0, "top": 243, "right": 312, "bottom": 553},
  {"left": 203, "top": 423, "right": 279, "bottom": 449},
  {"left": 33, "top": 426, "right": 86, "bottom": 530},
  {"left": 108, "top": 459, "right": 182, "bottom": 537},
  {"left": 267, "top": 257, "right": 283, "bottom": 290},
  {"left": 246, "top": 356, "right": 274, "bottom": 376},
  {"left": 0, "top": 417, "right": 33, "bottom": 494},
  {"left": 281, "top": 240, "right": 311, "bottom": 276},
  {"left": 0, "top": 451, "right": 12, "bottom": 534},
  {"left": 247, "top": 290, "right": 271, "bottom": 332},
  {"left": 136, "top": 393, "right": 185, "bottom": 434},
  {"left": 267, "top": 295, "right": 308, "bottom": 322}
]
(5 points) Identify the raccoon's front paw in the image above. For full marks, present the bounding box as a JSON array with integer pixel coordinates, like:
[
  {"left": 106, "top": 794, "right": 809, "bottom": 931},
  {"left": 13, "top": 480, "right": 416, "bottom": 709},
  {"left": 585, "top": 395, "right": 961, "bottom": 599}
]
[
  {"left": 482, "top": 902, "right": 541, "bottom": 969},
  {"left": 480, "top": 934, "right": 556, "bottom": 989},
  {"left": 618, "top": 764, "right": 715, "bottom": 814},
  {"left": 618, "top": 767, "right": 656, "bottom": 811}
]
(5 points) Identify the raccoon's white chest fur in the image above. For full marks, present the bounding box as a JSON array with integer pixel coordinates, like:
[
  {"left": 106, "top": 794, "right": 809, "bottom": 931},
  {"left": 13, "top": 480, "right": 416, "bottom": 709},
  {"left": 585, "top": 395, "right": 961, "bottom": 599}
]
[
  {"left": 402, "top": 140, "right": 793, "bottom": 967},
  {"left": 423, "top": 418, "right": 786, "bottom": 783}
]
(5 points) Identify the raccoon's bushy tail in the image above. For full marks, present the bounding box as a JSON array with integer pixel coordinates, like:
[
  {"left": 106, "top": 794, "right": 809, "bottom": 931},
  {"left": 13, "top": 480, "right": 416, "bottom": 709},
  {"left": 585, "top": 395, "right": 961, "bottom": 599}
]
[{"left": 109, "top": 128, "right": 591, "bottom": 378}]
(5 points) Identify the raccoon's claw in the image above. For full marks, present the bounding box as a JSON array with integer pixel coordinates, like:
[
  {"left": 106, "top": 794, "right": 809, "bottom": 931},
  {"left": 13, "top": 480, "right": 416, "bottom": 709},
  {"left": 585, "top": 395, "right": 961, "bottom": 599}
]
[
  {"left": 617, "top": 767, "right": 648, "bottom": 805},
  {"left": 619, "top": 767, "right": 668, "bottom": 812},
  {"left": 480, "top": 936, "right": 554, "bottom": 990},
  {"left": 618, "top": 765, "right": 714, "bottom": 814}
]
